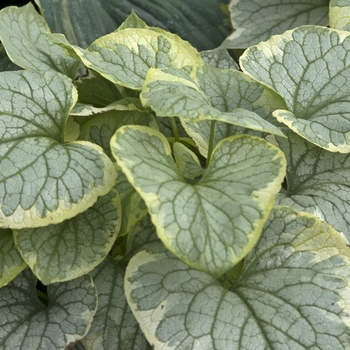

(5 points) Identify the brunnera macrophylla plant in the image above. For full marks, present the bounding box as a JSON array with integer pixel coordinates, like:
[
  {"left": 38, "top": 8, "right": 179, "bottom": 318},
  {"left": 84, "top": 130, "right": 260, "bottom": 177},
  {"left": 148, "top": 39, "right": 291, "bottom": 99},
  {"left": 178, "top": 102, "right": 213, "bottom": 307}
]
[{"left": 1, "top": 2, "right": 350, "bottom": 350}]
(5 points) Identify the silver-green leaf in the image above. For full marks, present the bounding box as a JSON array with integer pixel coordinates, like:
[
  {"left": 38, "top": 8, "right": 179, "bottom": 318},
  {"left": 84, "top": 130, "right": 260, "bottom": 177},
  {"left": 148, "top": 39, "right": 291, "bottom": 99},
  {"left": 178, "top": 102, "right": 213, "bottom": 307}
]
[
  {"left": 274, "top": 130, "right": 350, "bottom": 242},
  {"left": 14, "top": 190, "right": 120, "bottom": 285},
  {"left": 83, "top": 255, "right": 150, "bottom": 349},
  {"left": 125, "top": 207, "right": 350, "bottom": 349},
  {"left": 0, "top": 269, "right": 97, "bottom": 350},
  {"left": 240, "top": 25, "right": 350, "bottom": 152},
  {"left": 0, "top": 70, "right": 116, "bottom": 229},
  {"left": 111, "top": 125, "right": 286, "bottom": 276},
  {"left": 222, "top": 0, "right": 328, "bottom": 48},
  {"left": 0, "top": 3, "right": 81, "bottom": 77}
]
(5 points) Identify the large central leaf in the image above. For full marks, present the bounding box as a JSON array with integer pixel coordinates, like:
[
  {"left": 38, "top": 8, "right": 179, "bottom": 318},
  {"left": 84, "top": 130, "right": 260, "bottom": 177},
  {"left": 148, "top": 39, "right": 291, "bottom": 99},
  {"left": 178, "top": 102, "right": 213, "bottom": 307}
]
[
  {"left": 0, "top": 70, "right": 116, "bottom": 228},
  {"left": 111, "top": 125, "right": 286, "bottom": 276}
]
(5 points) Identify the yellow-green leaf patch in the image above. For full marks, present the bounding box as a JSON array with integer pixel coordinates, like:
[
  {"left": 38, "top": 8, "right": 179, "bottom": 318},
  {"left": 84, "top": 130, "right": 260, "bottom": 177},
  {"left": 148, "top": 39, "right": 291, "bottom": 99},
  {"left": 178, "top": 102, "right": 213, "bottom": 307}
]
[
  {"left": 111, "top": 125, "right": 286, "bottom": 276},
  {"left": 330, "top": 0, "right": 350, "bottom": 31},
  {"left": 0, "top": 229, "right": 26, "bottom": 288}
]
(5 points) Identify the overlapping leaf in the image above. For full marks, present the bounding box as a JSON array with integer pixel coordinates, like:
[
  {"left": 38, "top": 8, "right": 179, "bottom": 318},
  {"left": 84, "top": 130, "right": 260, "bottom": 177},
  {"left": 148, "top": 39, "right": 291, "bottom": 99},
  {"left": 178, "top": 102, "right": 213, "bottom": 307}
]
[
  {"left": 222, "top": 0, "right": 328, "bottom": 48},
  {"left": 111, "top": 125, "right": 286, "bottom": 276},
  {"left": 14, "top": 190, "right": 120, "bottom": 285},
  {"left": 274, "top": 130, "right": 350, "bottom": 242},
  {"left": 0, "top": 70, "right": 116, "bottom": 229},
  {"left": 0, "top": 3, "right": 81, "bottom": 77},
  {"left": 0, "top": 269, "right": 97, "bottom": 350},
  {"left": 125, "top": 207, "right": 350, "bottom": 349},
  {"left": 82, "top": 255, "right": 150, "bottom": 350},
  {"left": 51, "top": 21, "right": 203, "bottom": 90},
  {"left": 141, "top": 65, "right": 285, "bottom": 152},
  {"left": 0, "top": 229, "right": 26, "bottom": 288},
  {"left": 76, "top": 99, "right": 157, "bottom": 159},
  {"left": 240, "top": 25, "right": 350, "bottom": 152},
  {"left": 200, "top": 48, "right": 239, "bottom": 70}
]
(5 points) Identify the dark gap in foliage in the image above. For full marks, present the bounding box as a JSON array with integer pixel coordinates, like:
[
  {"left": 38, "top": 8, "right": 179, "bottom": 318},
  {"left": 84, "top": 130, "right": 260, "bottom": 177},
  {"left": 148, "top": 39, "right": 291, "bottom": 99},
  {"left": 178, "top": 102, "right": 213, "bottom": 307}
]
[{"left": 0, "top": 0, "right": 38, "bottom": 11}]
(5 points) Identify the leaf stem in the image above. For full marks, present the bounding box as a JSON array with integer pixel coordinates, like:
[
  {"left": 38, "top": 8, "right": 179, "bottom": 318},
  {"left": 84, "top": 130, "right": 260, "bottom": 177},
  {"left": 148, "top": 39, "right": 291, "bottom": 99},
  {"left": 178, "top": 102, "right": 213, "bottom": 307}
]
[
  {"left": 206, "top": 120, "right": 216, "bottom": 167},
  {"left": 170, "top": 117, "right": 180, "bottom": 143}
]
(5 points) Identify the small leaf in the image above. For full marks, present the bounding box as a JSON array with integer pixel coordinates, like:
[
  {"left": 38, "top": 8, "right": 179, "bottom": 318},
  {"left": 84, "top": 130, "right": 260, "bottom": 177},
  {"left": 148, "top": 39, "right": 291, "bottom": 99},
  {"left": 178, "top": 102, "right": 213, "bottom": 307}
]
[
  {"left": 125, "top": 207, "right": 350, "bottom": 349},
  {"left": 173, "top": 142, "right": 204, "bottom": 179},
  {"left": 83, "top": 255, "right": 150, "bottom": 349},
  {"left": 274, "top": 130, "right": 350, "bottom": 242},
  {"left": 14, "top": 190, "right": 120, "bottom": 285},
  {"left": 111, "top": 126, "right": 286, "bottom": 276},
  {"left": 240, "top": 25, "right": 350, "bottom": 152},
  {"left": 0, "top": 70, "right": 116, "bottom": 229},
  {"left": 0, "top": 269, "right": 97, "bottom": 350},
  {"left": 0, "top": 228, "right": 26, "bottom": 287},
  {"left": 330, "top": 0, "right": 350, "bottom": 31},
  {"left": 222, "top": 0, "right": 328, "bottom": 48},
  {"left": 0, "top": 3, "right": 81, "bottom": 77}
]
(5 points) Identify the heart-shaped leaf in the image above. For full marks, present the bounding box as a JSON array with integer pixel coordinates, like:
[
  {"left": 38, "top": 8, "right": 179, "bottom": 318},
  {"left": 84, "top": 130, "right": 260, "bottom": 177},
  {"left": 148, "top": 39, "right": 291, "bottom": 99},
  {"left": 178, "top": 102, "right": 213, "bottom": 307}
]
[
  {"left": 125, "top": 207, "right": 350, "bottom": 349},
  {"left": 0, "top": 70, "right": 116, "bottom": 229},
  {"left": 14, "top": 189, "right": 120, "bottom": 285},
  {"left": 0, "top": 229, "right": 26, "bottom": 287},
  {"left": 274, "top": 130, "right": 350, "bottom": 242},
  {"left": 0, "top": 3, "right": 81, "bottom": 77},
  {"left": 111, "top": 125, "right": 286, "bottom": 276},
  {"left": 173, "top": 142, "right": 204, "bottom": 179},
  {"left": 0, "top": 269, "right": 97, "bottom": 350},
  {"left": 178, "top": 63, "right": 286, "bottom": 156},
  {"left": 83, "top": 255, "right": 150, "bottom": 349},
  {"left": 330, "top": 0, "right": 350, "bottom": 31},
  {"left": 222, "top": 0, "right": 328, "bottom": 49},
  {"left": 240, "top": 25, "right": 350, "bottom": 152}
]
